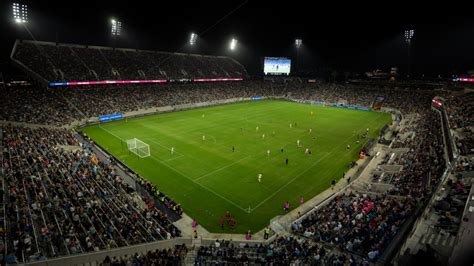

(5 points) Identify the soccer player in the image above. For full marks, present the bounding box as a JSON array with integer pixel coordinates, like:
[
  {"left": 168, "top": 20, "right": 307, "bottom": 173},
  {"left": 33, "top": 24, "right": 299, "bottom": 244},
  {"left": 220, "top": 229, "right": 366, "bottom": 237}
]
[
  {"left": 309, "top": 128, "right": 312, "bottom": 134},
  {"left": 202, "top": 135, "right": 206, "bottom": 141},
  {"left": 220, "top": 217, "right": 225, "bottom": 229},
  {"left": 232, "top": 146, "right": 235, "bottom": 152},
  {"left": 225, "top": 211, "right": 231, "bottom": 223},
  {"left": 262, "top": 134, "right": 265, "bottom": 139},
  {"left": 305, "top": 148, "right": 309, "bottom": 154},
  {"left": 346, "top": 144, "right": 350, "bottom": 150},
  {"left": 297, "top": 140, "right": 300, "bottom": 147},
  {"left": 230, "top": 218, "right": 236, "bottom": 229},
  {"left": 281, "top": 147, "right": 284, "bottom": 153},
  {"left": 171, "top": 147, "right": 175, "bottom": 154},
  {"left": 285, "top": 158, "right": 289, "bottom": 165},
  {"left": 258, "top": 173, "right": 262, "bottom": 183},
  {"left": 331, "top": 179, "right": 336, "bottom": 189},
  {"left": 267, "top": 150, "right": 270, "bottom": 156},
  {"left": 256, "top": 126, "right": 259, "bottom": 132},
  {"left": 289, "top": 123, "right": 292, "bottom": 128},
  {"left": 284, "top": 201, "right": 290, "bottom": 212},
  {"left": 311, "top": 111, "right": 314, "bottom": 116}
]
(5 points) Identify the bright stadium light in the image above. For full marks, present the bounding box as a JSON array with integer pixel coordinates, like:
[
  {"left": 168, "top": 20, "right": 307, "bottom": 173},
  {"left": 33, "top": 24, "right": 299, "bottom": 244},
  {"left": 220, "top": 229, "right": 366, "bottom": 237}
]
[
  {"left": 12, "top": 3, "right": 28, "bottom": 23},
  {"left": 295, "top": 39, "right": 302, "bottom": 48},
  {"left": 405, "top": 29, "right": 414, "bottom": 43},
  {"left": 189, "top": 33, "right": 198, "bottom": 45},
  {"left": 111, "top": 19, "right": 122, "bottom": 36},
  {"left": 229, "top": 38, "right": 237, "bottom": 50}
]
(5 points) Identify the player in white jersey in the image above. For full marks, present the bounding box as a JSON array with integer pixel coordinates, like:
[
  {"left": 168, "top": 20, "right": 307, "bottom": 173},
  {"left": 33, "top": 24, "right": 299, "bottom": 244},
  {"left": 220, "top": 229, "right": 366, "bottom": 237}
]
[
  {"left": 297, "top": 140, "right": 300, "bottom": 147},
  {"left": 267, "top": 149, "right": 271, "bottom": 156},
  {"left": 258, "top": 174, "right": 262, "bottom": 183},
  {"left": 256, "top": 126, "right": 259, "bottom": 131},
  {"left": 262, "top": 134, "right": 265, "bottom": 139},
  {"left": 171, "top": 147, "right": 174, "bottom": 154},
  {"left": 202, "top": 135, "right": 206, "bottom": 141}
]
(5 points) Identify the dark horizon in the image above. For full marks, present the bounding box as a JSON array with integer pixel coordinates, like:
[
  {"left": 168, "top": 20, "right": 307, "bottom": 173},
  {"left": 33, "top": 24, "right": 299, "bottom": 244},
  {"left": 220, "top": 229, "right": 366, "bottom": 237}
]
[{"left": 1, "top": 0, "right": 474, "bottom": 77}]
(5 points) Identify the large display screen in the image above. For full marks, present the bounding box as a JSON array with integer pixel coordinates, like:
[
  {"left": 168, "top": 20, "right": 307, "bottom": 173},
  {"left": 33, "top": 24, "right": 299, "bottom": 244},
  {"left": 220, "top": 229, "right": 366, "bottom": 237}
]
[{"left": 264, "top": 57, "right": 291, "bottom": 75}]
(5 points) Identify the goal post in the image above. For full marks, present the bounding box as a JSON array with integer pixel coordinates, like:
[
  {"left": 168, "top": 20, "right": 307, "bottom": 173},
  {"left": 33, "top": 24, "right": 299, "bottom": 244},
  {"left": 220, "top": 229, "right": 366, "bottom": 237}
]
[{"left": 126, "top": 138, "right": 150, "bottom": 158}]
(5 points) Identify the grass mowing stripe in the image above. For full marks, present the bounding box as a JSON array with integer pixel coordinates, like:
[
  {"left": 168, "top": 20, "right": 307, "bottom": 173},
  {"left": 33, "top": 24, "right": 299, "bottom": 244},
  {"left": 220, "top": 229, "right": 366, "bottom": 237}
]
[
  {"left": 83, "top": 100, "right": 392, "bottom": 232},
  {"left": 98, "top": 124, "right": 251, "bottom": 212}
]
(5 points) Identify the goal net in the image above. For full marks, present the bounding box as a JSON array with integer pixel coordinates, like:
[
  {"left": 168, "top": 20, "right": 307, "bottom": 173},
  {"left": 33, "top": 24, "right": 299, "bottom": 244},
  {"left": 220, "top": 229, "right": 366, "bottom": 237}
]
[{"left": 126, "top": 138, "right": 150, "bottom": 158}]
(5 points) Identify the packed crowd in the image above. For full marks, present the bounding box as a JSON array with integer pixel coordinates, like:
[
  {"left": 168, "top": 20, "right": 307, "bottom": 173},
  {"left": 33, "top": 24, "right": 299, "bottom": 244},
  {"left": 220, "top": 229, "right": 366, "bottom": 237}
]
[
  {"left": 1, "top": 74, "right": 458, "bottom": 263},
  {"left": 387, "top": 112, "right": 445, "bottom": 197},
  {"left": 1, "top": 80, "right": 447, "bottom": 128},
  {"left": 293, "top": 192, "right": 414, "bottom": 261},
  {"left": 446, "top": 92, "right": 474, "bottom": 157},
  {"left": 291, "top": 84, "right": 449, "bottom": 261},
  {"left": 13, "top": 41, "right": 247, "bottom": 82},
  {"left": 102, "top": 244, "right": 188, "bottom": 266},
  {"left": 2, "top": 126, "right": 180, "bottom": 263},
  {"left": 0, "top": 85, "right": 82, "bottom": 126},
  {"left": 195, "top": 236, "right": 367, "bottom": 265}
]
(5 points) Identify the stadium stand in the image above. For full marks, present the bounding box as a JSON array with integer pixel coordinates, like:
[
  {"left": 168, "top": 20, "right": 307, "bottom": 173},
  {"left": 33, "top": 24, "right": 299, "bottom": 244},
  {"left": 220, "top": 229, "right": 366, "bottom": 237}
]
[
  {"left": 11, "top": 40, "right": 248, "bottom": 83},
  {"left": 2, "top": 126, "right": 180, "bottom": 263},
  {"left": 2, "top": 41, "right": 472, "bottom": 264}
]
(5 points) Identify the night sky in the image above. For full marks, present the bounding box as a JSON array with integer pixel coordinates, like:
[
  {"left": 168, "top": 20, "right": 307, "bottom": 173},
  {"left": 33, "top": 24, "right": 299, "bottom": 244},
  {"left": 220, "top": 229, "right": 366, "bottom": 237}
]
[{"left": 1, "top": 0, "right": 473, "bottom": 77}]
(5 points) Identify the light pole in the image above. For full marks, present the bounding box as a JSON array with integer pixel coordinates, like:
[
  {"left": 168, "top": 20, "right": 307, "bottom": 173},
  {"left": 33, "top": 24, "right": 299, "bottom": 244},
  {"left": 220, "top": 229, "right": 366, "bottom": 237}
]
[
  {"left": 111, "top": 18, "right": 122, "bottom": 49},
  {"left": 295, "top": 39, "right": 302, "bottom": 76},
  {"left": 404, "top": 29, "right": 414, "bottom": 78}
]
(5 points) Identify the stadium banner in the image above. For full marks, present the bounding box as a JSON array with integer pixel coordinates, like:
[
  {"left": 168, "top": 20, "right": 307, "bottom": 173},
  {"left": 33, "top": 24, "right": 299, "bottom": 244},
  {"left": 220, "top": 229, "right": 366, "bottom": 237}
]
[
  {"left": 49, "top": 78, "right": 243, "bottom": 87},
  {"left": 99, "top": 113, "right": 124, "bottom": 122},
  {"left": 332, "top": 105, "right": 371, "bottom": 111},
  {"left": 290, "top": 98, "right": 370, "bottom": 111},
  {"left": 251, "top": 96, "right": 265, "bottom": 100}
]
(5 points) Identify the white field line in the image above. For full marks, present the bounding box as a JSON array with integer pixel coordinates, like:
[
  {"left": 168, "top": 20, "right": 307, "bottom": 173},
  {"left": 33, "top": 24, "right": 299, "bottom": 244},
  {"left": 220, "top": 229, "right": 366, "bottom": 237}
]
[
  {"left": 194, "top": 155, "right": 251, "bottom": 182},
  {"left": 144, "top": 139, "right": 185, "bottom": 157},
  {"left": 99, "top": 107, "right": 387, "bottom": 214},
  {"left": 249, "top": 151, "right": 332, "bottom": 212},
  {"left": 249, "top": 113, "right": 387, "bottom": 212},
  {"left": 146, "top": 155, "right": 250, "bottom": 213},
  {"left": 162, "top": 154, "right": 184, "bottom": 162},
  {"left": 98, "top": 124, "right": 251, "bottom": 213}
]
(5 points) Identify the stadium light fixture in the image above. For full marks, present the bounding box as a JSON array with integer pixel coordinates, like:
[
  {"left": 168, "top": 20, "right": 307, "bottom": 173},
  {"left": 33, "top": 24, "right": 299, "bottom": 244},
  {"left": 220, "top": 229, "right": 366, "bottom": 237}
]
[
  {"left": 111, "top": 18, "right": 122, "bottom": 36},
  {"left": 295, "top": 39, "right": 302, "bottom": 48},
  {"left": 189, "top": 33, "right": 198, "bottom": 45},
  {"left": 229, "top": 38, "right": 237, "bottom": 50},
  {"left": 12, "top": 3, "right": 28, "bottom": 23},
  {"left": 404, "top": 29, "right": 414, "bottom": 43}
]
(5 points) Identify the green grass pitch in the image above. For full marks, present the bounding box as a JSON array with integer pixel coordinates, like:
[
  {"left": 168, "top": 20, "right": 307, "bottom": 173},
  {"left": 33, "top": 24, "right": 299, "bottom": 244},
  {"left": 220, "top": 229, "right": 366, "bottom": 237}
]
[{"left": 82, "top": 100, "right": 392, "bottom": 233}]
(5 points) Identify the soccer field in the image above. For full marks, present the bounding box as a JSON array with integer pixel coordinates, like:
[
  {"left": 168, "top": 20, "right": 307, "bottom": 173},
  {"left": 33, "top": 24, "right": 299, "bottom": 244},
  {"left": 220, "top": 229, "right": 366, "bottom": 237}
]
[{"left": 82, "top": 100, "right": 392, "bottom": 233}]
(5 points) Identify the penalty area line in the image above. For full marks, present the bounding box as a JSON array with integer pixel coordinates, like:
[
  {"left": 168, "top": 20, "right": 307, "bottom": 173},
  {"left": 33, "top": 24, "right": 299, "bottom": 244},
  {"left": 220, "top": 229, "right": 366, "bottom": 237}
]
[{"left": 98, "top": 125, "right": 250, "bottom": 213}]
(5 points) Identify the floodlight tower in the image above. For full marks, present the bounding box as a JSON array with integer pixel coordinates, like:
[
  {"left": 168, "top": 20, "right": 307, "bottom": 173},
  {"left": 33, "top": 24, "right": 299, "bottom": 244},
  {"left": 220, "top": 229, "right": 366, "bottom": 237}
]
[
  {"left": 111, "top": 19, "right": 122, "bottom": 36},
  {"left": 110, "top": 18, "right": 122, "bottom": 49},
  {"left": 405, "top": 29, "right": 414, "bottom": 78},
  {"left": 12, "top": 2, "right": 28, "bottom": 24},
  {"left": 189, "top": 33, "right": 198, "bottom": 45},
  {"left": 229, "top": 38, "right": 237, "bottom": 50},
  {"left": 295, "top": 39, "right": 302, "bottom": 75}
]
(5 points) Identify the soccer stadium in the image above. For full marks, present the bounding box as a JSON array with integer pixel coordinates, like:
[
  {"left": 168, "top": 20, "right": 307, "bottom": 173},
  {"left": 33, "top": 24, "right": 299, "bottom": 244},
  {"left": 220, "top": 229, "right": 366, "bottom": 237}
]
[{"left": 0, "top": 1, "right": 473, "bottom": 265}]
